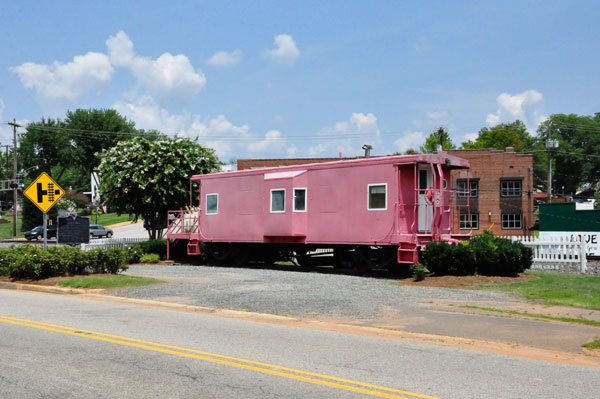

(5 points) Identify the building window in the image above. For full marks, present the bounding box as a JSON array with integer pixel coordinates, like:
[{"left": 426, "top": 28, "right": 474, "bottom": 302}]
[
  {"left": 457, "top": 180, "right": 478, "bottom": 198},
  {"left": 206, "top": 193, "right": 218, "bottom": 215},
  {"left": 459, "top": 213, "right": 479, "bottom": 230},
  {"left": 368, "top": 184, "right": 387, "bottom": 210},
  {"left": 270, "top": 189, "right": 285, "bottom": 213},
  {"left": 501, "top": 180, "right": 522, "bottom": 197},
  {"left": 502, "top": 213, "right": 522, "bottom": 229},
  {"left": 293, "top": 188, "right": 307, "bottom": 212}
]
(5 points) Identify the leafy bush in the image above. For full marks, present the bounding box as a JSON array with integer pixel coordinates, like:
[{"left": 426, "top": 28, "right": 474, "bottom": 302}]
[
  {"left": 422, "top": 231, "right": 533, "bottom": 277},
  {"left": 421, "top": 241, "right": 476, "bottom": 276},
  {"left": 129, "top": 239, "right": 167, "bottom": 260},
  {"left": 0, "top": 245, "right": 128, "bottom": 279},
  {"left": 469, "top": 231, "right": 531, "bottom": 276},
  {"left": 125, "top": 245, "right": 143, "bottom": 264},
  {"left": 140, "top": 253, "right": 160, "bottom": 263},
  {"left": 410, "top": 263, "right": 429, "bottom": 281},
  {"left": 84, "top": 248, "right": 128, "bottom": 274}
]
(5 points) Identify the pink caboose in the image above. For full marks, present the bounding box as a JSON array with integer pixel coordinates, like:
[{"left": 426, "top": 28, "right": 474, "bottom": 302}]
[{"left": 166, "top": 152, "right": 470, "bottom": 271}]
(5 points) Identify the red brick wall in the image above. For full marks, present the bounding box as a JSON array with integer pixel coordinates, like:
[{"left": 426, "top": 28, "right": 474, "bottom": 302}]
[{"left": 448, "top": 149, "right": 534, "bottom": 236}]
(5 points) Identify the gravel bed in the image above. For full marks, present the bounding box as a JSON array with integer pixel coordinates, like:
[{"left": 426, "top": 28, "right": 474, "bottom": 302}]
[{"left": 114, "top": 265, "right": 517, "bottom": 320}]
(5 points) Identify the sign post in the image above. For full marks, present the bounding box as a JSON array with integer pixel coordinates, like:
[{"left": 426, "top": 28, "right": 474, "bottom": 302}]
[{"left": 23, "top": 172, "right": 65, "bottom": 250}]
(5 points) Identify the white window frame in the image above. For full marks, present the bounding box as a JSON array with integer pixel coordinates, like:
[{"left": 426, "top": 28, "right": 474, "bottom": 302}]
[
  {"left": 459, "top": 212, "right": 479, "bottom": 230},
  {"left": 270, "top": 188, "right": 286, "bottom": 213},
  {"left": 205, "top": 193, "right": 219, "bottom": 215},
  {"left": 293, "top": 188, "right": 307, "bottom": 212},
  {"left": 501, "top": 213, "right": 522, "bottom": 229},
  {"left": 457, "top": 180, "right": 479, "bottom": 198},
  {"left": 501, "top": 180, "right": 522, "bottom": 197},
  {"left": 367, "top": 183, "right": 387, "bottom": 211}
]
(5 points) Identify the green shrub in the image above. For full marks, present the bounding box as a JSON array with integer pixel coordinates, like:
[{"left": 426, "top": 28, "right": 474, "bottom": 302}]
[
  {"left": 135, "top": 239, "right": 167, "bottom": 260},
  {"left": 421, "top": 241, "right": 476, "bottom": 276},
  {"left": 125, "top": 245, "right": 143, "bottom": 264},
  {"left": 140, "top": 253, "right": 160, "bottom": 263},
  {"left": 410, "top": 263, "right": 429, "bottom": 281},
  {"left": 84, "top": 248, "right": 128, "bottom": 274},
  {"left": 469, "top": 231, "right": 532, "bottom": 276},
  {"left": 0, "top": 245, "right": 128, "bottom": 279}
]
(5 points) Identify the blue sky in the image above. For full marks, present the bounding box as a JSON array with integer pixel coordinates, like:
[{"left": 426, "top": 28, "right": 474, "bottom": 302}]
[{"left": 1, "top": 0, "right": 598, "bottom": 162}]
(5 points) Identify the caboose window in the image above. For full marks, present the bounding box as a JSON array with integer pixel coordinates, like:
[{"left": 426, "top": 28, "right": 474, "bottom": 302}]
[
  {"left": 293, "top": 188, "right": 307, "bottom": 212},
  {"left": 206, "top": 193, "right": 218, "bottom": 215},
  {"left": 270, "top": 189, "right": 285, "bottom": 213},
  {"left": 368, "top": 184, "right": 387, "bottom": 210}
]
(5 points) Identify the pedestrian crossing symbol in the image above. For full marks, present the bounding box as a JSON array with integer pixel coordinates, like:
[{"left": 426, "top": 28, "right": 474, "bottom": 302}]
[{"left": 23, "top": 172, "right": 65, "bottom": 213}]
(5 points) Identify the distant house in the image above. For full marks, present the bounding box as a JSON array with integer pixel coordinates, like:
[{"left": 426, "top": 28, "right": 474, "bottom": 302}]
[{"left": 237, "top": 147, "right": 534, "bottom": 236}]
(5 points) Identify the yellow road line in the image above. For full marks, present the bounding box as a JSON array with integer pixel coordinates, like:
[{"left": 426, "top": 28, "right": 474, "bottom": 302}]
[{"left": 0, "top": 315, "right": 441, "bottom": 399}]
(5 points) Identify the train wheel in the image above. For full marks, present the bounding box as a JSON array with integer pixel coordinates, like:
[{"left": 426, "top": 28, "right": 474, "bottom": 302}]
[
  {"left": 352, "top": 247, "right": 372, "bottom": 275},
  {"left": 206, "top": 243, "right": 231, "bottom": 265}
]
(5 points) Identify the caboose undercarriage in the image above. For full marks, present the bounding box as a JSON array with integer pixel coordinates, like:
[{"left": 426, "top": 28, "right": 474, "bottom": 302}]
[{"left": 184, "top": 241, "right": 411, "bottom": 273}]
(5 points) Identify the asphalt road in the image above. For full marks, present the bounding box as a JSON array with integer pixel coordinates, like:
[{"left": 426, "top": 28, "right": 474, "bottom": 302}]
[{"left": 0, "top": 289, "right": 598, "bottom": 399}]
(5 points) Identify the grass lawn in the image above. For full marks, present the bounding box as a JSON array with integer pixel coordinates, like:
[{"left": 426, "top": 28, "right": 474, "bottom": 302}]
[
  {"left": 88, "top": 213, "right": 134, "bottom": 226},
  {"left": 0, "top": 215, "right": 22, "bottom": 239},
  {"left": 478, "top": 272, "right": 600, "bottom": 310},
  {"left": 583, "top": 340, "right": 600, "bottom": 349},
  {"left": 58, "top": 275, "right": 163, "bottom": 289}
]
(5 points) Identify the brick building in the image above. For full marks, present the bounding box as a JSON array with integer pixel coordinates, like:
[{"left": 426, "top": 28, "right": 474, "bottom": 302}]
[
  {"left": 237, "top": 147, "right": 534, "bottom": 236},
  {"left": 447, "top": 148, "right": 534, "bottom": 236}
]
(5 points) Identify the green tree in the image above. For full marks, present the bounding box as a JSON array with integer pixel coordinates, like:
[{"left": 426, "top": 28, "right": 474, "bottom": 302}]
[
  {"left": 537, "top": 113, "right": 600, "bottom": 196},
  {"left": 462, "top": 121, "right": 534, "bottom": 152},
  {"left": 420, "top": 127, "right": 455, "bottom": 153},
  {"left": 97, "top": 136, "right": 220, "bottom": 239}
]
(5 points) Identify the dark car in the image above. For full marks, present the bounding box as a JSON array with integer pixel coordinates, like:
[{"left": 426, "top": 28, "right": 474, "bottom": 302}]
[
  {"left": 89, "top": 224, "right": 113, "bottom": 238},
  {"left": 0, "top": 201, "right": 12, "bottom": 211},
  {"left": 24, "top": 225, "right": 57, "bottom": 240}
]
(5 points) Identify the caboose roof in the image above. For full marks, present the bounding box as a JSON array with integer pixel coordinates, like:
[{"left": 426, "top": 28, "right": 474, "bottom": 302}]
[{"left": 191, "top": 152, "right": 469, "bottom": 181}]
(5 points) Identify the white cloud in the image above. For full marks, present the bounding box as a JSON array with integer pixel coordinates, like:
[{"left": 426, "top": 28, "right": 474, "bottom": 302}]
[
  {"left": 11, "top": 52, "right": 113, "bottom": 102},
  {"left": 393, "top": 131, "right": 427, "bottom": 153},
  {"left": 486, "top": 90, "right": 546, "bottom": 131},
  {"left": 112, "top": 96, "right": 189, "bottom": 135},
  {"left": 426, "top": 110, "right": 450, "bottom": 121},
  {"left": 107, "top": 31, "right": 206, "bottom": 103},
  {"left": 248, "top": 130, "right": 284, "bottom": 152},
  {"left": 308, "top": 112, "right": 381, "bottom": 156},
  {"left": 264, "top": 34, "right": 300, "bottom": 65},
  {"left": 206, "top": 49, "right": 242, "bottom": 67}
]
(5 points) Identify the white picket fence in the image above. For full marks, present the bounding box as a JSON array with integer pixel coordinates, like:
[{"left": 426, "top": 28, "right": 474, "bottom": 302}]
[
  {"left": 500, "top": 235, "right": 588, "bottom": 274},
  {"left": 80, "top": 237, "right": 148, "bottom": 251}
]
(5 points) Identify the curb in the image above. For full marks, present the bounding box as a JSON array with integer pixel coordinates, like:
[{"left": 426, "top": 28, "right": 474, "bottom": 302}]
[{"left": 0, "top": 281, "right": 103, "bottom": 295}]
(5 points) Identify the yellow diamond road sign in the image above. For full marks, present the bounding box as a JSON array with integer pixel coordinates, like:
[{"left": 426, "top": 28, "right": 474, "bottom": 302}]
[{"left": 23, "top": 172, "right": 65, "bottom": 213}]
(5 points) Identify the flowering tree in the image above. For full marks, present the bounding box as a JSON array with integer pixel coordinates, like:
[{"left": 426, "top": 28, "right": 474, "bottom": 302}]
[{"left": 97, "top": 136, "right": 219, "bottom": 239}]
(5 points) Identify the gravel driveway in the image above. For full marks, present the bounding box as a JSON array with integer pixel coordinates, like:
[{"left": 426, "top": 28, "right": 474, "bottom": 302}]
[{"left": 116, "top": 265, "right": 517, "bottom": 320}]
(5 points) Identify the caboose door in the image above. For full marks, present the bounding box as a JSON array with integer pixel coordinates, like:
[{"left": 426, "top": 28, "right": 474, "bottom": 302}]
[{"left": 417, "top": 165, "right": 433, "bottom": 232}]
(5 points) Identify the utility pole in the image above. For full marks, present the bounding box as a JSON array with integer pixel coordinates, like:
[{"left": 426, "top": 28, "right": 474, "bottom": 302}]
[
  {"left": 7, "top": 119, "right": 21, "bottom": 238},
  {"left": 437, "top": 127, "right": 445, "bottom": 152},
  {"left": 546, "top": 123, "right": 559, "bottom": 203}
]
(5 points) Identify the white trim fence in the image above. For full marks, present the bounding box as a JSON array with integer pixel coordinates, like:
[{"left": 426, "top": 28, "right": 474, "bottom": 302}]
[
  {"left": 81, "top": 237, "right": 147, "bottom": 251},
  {"left": 501, "top": 235, "right": 591, "bottom": 274}
]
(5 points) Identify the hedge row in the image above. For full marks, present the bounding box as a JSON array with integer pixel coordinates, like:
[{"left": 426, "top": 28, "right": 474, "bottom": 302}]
[
  {"left": 125, "top": 239, "right": 167, "bottom": 263},
  {"left": 0, "top": 246, "right": 128, "bottom": 280},
  {"left": 421, "top": 231, "right": 533, "bottom": 276}
]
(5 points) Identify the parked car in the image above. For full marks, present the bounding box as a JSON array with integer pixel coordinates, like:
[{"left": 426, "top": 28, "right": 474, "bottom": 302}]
[
  {"left": 89, "top": 224, "right": 113, "bottom": 238},
  {"left": 0, "top": 201, "right": 13, "bottom": 211},
  {"left": 25, "top": 225, "right": 57, "bottom": 240}
]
